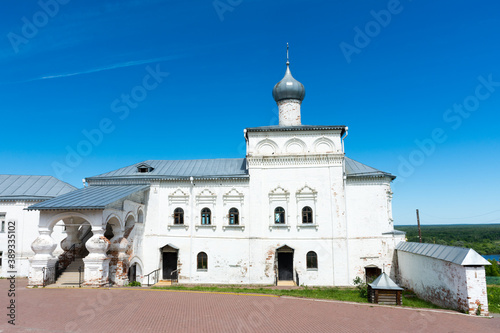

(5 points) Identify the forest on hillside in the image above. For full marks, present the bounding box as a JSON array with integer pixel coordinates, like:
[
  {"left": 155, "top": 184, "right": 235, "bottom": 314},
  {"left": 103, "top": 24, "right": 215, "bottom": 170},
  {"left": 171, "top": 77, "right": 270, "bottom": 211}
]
[{"left": 395, "top": 224, "right": 500, "bottom": 255}]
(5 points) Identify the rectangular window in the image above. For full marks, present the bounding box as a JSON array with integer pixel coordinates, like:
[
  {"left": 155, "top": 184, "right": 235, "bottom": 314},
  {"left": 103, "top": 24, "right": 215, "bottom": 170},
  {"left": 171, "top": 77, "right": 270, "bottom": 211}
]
[{"left": 0, "top": 213, "right": 5, "bottom": 233}]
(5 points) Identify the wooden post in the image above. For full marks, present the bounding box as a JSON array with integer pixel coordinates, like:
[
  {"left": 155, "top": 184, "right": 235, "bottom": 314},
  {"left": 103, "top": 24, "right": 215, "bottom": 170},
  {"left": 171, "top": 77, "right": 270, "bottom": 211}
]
[{"left": 416, "top": 209, "right": 422, "bottom": 243}]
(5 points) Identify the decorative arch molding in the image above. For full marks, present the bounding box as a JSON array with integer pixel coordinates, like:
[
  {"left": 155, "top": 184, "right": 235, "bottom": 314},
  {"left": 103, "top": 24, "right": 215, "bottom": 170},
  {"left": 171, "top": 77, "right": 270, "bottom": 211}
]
[
  {"left": 256, "top": 139, "right": 279, "bottom": 155},
  {"left": 296, "top": 184, "right": 318, "bottom": 199},
  {"left": 313, "top": 137, "right": 336, "bottom": 153},
  {"left": 269, "top": 185, "right": 290, "bottom": 200},
  {"left": 42, "top": 211, "right": 96, "bottom": 231},
  {"left": 104, "top": 213, "right": 123, "bottom": 229},
  {"left": 137, "top": 207, "right": 145, "bottom": 223},
  {"left": 223, "top": 188, "right": 244, "bottom": 205},
  {"left": 284, "top": 138, "right": 307, "bottom": 154},
  {"left": 124, "top": 211, "right": 137, "bottom": 224}
]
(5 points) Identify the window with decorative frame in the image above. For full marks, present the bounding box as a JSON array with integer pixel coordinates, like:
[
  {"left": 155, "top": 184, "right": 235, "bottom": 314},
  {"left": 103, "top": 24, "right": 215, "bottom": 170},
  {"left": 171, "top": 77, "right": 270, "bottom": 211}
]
[
  {"left": 268, "top": 186, "right": 289, "bottom": 229},
  {"left": 296, "top": 185, "right": 318, "bottom": 229}
]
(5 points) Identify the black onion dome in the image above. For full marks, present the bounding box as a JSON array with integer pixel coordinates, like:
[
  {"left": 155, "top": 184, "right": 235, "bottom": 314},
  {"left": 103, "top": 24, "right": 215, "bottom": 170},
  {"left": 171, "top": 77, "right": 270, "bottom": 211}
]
[{"left": 272, "top": 63, "right": 306, "bottom": 102}]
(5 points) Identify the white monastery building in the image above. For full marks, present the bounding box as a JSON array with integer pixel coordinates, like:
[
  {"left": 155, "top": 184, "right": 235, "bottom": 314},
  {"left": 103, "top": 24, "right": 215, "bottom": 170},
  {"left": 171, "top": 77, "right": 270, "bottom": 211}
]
[{"left": 26, "top": 59, "right": 406, "bottom": 288}]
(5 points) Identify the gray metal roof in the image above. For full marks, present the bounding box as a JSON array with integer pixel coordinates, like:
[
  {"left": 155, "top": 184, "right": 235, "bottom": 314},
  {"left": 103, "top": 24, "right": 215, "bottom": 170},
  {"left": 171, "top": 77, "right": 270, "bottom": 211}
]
[
  {"left": 369, "top": 272, "right": 403, "bottom": 290},
  {"left": 86, "top": 157, "right": 392, "bottom": 182},
  {"left": 27, "top": 185, "right": 149, "bottom": 210},
  {"left": 88, "top": 158, "right": 248, "bottom": 180},
  {"left": 345, "top": 157, "right": 396, "bottom": 180},
  {"left": 396, "top": 242, "right": 491, "bottom": 266},
  {"left": 0, "top": 175, "right": 77, "bottom": 201},
  {"left": 246, "top": 125, "right": 347, "bottom": 134}
]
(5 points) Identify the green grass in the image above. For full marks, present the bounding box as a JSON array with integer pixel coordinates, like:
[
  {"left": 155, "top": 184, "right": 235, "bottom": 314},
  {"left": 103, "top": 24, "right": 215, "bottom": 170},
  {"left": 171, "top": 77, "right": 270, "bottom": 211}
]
[
  {"left": 151, "top": 285, "right": 441, "bottom": 309},
  {"left": 487, "top": 285, "right": 500, "bottom": 314}
]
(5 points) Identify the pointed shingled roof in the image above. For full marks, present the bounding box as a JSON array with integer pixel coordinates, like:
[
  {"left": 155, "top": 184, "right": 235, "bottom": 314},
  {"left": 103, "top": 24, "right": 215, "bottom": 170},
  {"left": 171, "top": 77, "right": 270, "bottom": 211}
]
[{"left": 369, "top": 272, "right": 403, "bottom": 290}]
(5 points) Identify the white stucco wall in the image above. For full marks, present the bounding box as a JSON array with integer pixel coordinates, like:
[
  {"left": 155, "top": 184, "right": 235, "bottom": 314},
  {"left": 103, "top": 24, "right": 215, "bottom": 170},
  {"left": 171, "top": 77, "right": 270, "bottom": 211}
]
[
  {"left": 397, "top": 250, "right": 489, "bottom": 315},
  {"left": 0, "top": 201, "right": 66, "bottom": 277}
]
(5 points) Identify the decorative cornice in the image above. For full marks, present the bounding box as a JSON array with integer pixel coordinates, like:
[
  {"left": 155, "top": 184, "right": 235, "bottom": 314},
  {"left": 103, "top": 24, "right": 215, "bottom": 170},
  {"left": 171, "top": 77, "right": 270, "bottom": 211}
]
[{"left": 247, "top": 154, "right": 343, "bottom": 167}]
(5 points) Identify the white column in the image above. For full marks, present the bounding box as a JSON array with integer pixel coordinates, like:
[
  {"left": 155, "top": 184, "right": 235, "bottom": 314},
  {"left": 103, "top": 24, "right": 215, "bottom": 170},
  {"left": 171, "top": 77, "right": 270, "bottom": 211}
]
[
  {"left": 28, "top": 228, "right": 57, "bottom": 286},
  {"left": 83, "top": 227, "right": 111, "bottom": 287}
]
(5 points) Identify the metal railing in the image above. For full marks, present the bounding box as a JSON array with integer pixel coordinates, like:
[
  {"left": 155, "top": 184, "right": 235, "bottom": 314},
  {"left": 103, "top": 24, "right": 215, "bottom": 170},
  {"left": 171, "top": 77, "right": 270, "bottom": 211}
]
[
  {"left": 170, "top": 269, "right": 178, "bottom": 283},
  {"left": 42, "top": 266, "right": 55, "bottom": 287},
  {"left": 78, "top": 266, "right": 83, "bottom": 288},
  {"left": 295, "top": 269, "right": 299, "bottom": 287},
  {"left": 145, "top": 269, "right": 160, "bottom": 286}
]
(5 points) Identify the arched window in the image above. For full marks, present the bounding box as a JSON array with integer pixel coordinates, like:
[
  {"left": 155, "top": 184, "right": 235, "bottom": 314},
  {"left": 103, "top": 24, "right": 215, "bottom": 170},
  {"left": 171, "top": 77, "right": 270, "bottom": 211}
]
[
  {"left": 197, "top": 252, "right": 208, "bottom": 270},
  {"left": 229, "top": 208, "right": 239, "bottom": 225},
  {"left": 274, "top": 207, "right": 285, "bottom": 224},
  {"left": 302, "top": 206, "right": 313, "bottom": 224},
  {"left": 201, "top": 208, "right": 211, "bottom": 225},
  {"left": 174, "top": 208, "right": 184, "bottom": 225},
  {"left": 306, "top": 251, "right": 318, "bottom": 269}
]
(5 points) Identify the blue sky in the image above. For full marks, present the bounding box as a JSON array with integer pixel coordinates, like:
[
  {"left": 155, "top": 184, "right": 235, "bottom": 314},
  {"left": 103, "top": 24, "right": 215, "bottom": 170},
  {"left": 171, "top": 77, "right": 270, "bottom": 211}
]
[{"left": 1, "top": 0, "right": 499, "bottom": 225}]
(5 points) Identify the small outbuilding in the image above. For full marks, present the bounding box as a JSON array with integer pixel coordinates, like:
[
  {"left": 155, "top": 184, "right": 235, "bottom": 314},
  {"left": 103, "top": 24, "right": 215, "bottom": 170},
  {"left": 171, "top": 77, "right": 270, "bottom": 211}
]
[{"left": 367, "top": 272, "right": 403, "bottom": 305}]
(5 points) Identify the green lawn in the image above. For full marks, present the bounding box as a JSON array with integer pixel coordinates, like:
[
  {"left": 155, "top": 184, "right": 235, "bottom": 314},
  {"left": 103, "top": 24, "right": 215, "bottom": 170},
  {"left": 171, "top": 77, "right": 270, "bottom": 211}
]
[
  {"left": 151, "top": 285, "right": 440, "bottom": 309},
  {"left": 488, "top": 285, "right": 500, "bottom": 314}
]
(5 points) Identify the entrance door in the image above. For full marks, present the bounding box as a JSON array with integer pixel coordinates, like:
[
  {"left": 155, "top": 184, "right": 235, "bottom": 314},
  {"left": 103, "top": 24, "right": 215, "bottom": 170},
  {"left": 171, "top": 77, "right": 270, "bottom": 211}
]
[
  {"left": 163, "top": 252, "right": 178, "bottom": 280},
  {"left": 129, "top": 264, "right": 137, "bottom": 282},
  {"left": 278, "top": 252, "right": 293, "bottom": 281}
]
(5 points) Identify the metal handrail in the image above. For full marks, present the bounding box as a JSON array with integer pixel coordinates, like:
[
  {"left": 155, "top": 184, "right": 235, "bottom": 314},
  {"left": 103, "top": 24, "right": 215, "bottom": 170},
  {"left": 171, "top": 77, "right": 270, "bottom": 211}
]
[
  {"left": 42, "top": 266, "right": 55, "bottom": 287},
  {"left": 170, "top": 269, "right": 178, "bottom": 283},
  {"left": 78, "top": 266, "right": 83, "bottom": 288},
  {"left": 295, "top": 269, "right": 299, "bottom": 287},
  {"left": 145, "top": 269, "right": 160, "bottom": 286}
]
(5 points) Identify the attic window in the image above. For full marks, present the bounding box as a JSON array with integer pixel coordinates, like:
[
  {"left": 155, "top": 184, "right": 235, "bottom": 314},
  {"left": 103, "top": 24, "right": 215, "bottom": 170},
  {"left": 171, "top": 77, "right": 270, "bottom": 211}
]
[{"left": 137, "top": 164, "right": 154, "bottom": 173}]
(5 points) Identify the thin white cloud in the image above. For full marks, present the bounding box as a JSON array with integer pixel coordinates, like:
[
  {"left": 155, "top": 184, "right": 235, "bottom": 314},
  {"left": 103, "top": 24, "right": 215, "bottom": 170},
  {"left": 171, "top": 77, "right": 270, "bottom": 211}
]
[{"left": 12, "top": 54, "right": 184, "bottom": 84}]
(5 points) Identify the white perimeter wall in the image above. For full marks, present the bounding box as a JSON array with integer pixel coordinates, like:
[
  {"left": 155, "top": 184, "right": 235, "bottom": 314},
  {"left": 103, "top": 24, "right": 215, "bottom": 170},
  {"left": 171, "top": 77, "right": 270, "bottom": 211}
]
[{"left": 397, "top": 250, "right": 489, "bottom": 315}]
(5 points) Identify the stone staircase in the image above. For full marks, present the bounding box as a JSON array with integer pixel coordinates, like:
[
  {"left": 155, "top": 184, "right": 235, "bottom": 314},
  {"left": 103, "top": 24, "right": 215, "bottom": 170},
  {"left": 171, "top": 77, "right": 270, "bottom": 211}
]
[
  {"left": 153, "top": 280, "right": 173, "bottom": 287},
  {"left": 52, "top": 257, "right": 84, "bottom": 287},
  {"left": 277, "top": 280, "right": 296, "bottom": 287}
]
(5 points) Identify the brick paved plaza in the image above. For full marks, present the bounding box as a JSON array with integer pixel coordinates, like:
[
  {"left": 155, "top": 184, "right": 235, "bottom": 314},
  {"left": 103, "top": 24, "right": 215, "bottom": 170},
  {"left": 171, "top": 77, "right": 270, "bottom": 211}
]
[{"left": 1, "top": 279, "right": 498, "bottom": 332}]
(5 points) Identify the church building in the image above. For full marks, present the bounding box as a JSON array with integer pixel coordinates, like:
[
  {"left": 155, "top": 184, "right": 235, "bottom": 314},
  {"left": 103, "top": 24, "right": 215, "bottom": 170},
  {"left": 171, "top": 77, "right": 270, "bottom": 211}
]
[{"left": 27, "top": 58, "right": 405, "bottom": 287}]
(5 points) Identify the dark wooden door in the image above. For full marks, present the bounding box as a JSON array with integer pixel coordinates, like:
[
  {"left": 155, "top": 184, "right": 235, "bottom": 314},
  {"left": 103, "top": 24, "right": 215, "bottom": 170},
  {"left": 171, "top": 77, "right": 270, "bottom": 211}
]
[
  {"left": 163, "top": 252, "right": 178, "bottom": 280},
  {"left": 129, "top": 264, "right": 136, "bottom": 282},
  {"left": 278, "top": 252, "right": 293, "bottom": 280}
]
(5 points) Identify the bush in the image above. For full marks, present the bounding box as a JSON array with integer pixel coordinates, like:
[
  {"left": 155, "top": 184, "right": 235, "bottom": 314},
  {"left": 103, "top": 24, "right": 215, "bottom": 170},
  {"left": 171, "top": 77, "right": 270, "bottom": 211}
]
[
  {"left": 353, "top": 277, "right": 368, "bottom": 298},
  {"left": 128, "top": 281, "right": 141, "bottom": 287}
]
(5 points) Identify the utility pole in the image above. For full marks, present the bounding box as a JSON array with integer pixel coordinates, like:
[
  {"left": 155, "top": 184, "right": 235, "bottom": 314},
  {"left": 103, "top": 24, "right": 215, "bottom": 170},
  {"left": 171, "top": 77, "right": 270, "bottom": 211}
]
[{"left": 416, "top": 209, "right": 422, "bottom": 243}]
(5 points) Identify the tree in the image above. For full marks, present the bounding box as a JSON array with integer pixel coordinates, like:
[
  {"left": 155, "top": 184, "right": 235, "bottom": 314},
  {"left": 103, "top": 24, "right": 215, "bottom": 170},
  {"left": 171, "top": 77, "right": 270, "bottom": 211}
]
[{"left": 485, "top": 259, "right": 500, "bottom": 277}]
